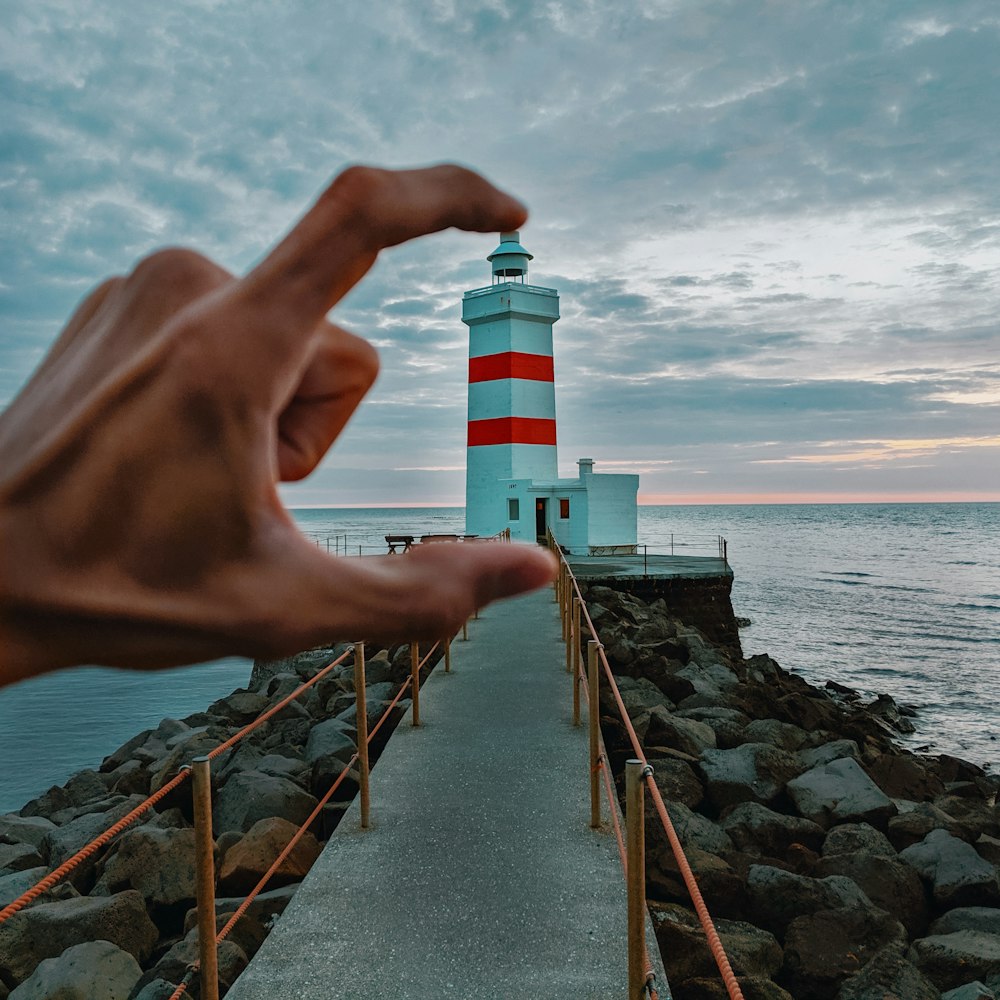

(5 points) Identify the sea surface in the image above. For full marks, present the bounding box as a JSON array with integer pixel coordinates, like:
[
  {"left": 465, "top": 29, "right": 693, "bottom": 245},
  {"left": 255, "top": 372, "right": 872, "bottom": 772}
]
[{"left": 1, "top": 502, "right": 997, "bottom": 812}]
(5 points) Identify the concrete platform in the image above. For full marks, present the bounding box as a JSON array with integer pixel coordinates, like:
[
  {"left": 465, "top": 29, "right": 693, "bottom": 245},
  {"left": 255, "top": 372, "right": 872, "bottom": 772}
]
[
  {"left": 569, "top": 553, "right": 732, "bottom": 580},
  {"left": 227, "top": 588, "right": 664, "bottom": 999}
]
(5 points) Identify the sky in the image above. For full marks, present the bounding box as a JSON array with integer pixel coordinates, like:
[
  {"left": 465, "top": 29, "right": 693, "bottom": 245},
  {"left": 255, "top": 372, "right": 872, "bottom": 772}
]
[{"left": 2, "top": 1, "right": 999, "bottom": 506}]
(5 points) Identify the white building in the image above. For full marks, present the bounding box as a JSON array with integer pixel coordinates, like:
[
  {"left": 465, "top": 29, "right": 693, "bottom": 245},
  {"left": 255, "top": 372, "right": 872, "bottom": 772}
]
[{"left": 463, "top": 233, "right": 639, "bottom": 555}]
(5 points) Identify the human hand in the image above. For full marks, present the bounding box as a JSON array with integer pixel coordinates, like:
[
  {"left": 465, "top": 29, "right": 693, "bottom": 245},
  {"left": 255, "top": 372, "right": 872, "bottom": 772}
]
[{"left": 0, "top": 165, "right": 557, "bottom": 684}]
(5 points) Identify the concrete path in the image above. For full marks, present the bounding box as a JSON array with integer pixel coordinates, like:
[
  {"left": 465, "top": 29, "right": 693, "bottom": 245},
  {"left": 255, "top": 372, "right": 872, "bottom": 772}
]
[{"left": 227, "top": 588, "right": 662, "bottom": 999}]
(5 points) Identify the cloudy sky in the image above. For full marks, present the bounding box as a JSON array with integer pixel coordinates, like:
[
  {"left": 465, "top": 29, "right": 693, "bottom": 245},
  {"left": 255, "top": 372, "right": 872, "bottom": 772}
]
[{"left": 3, "top": 1, "right": 999, "bottom": 505}]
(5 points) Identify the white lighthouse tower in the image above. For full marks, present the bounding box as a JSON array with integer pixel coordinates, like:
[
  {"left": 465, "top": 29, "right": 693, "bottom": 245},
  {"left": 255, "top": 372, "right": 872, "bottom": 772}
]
[{"left": 463, "top": 234, "right": 639, "bottom": 554}]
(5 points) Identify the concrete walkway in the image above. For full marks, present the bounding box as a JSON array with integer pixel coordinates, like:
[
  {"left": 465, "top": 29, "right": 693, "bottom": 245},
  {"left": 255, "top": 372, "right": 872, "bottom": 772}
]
[{"left": 227, "top": 588, "right": 662, "bottom": 999}]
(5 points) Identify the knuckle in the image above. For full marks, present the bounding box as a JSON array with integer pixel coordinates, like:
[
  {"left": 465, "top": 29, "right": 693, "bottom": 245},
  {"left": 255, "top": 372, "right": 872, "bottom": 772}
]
[{"left": 128, "top": 247, "right": 229, "bottom": 298}]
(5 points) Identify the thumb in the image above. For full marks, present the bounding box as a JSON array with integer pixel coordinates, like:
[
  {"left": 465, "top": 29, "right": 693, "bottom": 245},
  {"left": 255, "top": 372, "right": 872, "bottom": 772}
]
[{"left": 252, "top": 534, "right": 557, "bottom": 652}]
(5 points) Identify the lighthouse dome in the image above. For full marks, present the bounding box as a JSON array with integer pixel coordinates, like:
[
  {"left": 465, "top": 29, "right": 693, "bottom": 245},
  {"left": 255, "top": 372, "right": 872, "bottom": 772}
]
[{"left": 487, "top": 231, "right": 533, "bottom": 279}]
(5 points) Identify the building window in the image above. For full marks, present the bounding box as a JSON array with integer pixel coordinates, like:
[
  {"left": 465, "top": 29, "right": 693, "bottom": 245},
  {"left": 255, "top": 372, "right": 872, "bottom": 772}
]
[
  {"left": 559, "top": 498, "right": 570, "bottom": 519},
  {"left": 508, "top": 498, "right": 520, "bottom": 520}
]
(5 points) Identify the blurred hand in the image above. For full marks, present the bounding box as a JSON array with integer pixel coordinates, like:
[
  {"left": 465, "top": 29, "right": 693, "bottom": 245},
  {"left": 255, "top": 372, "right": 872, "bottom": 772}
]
[{"left": 0, "top": 165, "right": 556, "bottom": 684}]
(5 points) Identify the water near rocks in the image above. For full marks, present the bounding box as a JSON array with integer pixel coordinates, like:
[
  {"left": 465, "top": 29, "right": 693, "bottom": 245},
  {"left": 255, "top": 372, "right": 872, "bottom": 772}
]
[{"left": 0, "top": 502, "right": 996, "bottom": 812}]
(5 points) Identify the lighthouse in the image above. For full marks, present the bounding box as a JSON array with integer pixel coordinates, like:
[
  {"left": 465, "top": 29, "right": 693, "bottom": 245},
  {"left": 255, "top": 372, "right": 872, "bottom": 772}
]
[{"left": 463, "top": 234, "right": 639, "bottom": 554}]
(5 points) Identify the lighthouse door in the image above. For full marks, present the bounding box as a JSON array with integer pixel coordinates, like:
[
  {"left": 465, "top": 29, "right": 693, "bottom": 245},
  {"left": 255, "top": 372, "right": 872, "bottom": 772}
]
[{"left": 535, "top": 499, "right": 548, "bottom": 543}]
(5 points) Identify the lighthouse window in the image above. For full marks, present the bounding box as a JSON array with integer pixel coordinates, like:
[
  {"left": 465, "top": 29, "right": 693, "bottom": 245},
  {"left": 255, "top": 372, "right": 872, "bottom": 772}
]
[
  {"left": 508, "top": 498, "right": 520, "bottom": 520},
  {"left": 559, "top": 498, "right": 570, "bottom": 519}
]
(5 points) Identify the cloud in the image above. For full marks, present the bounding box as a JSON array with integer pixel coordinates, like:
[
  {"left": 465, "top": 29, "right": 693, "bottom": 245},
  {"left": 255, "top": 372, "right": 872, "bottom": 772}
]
[{"left": 2, "top": 0, "right": 998, "bottom": 502}]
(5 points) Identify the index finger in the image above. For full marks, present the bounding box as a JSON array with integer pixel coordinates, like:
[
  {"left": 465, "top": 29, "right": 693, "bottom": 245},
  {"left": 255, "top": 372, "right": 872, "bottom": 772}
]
[{"left": 241, "top": 163, "right": 527, "bottom": 333}]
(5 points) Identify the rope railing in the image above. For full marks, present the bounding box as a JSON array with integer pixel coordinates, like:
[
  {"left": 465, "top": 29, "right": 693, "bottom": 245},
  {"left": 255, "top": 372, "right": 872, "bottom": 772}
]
[
  {"left": 165, "top": 639, "right": 443, "bottom": 1000},
  {"left": 0, "top": 647, "right": 355, "bottom": 923},
  {"left": 1, "top": 633, "right": 448, "bottom": 1000},
  {"left": 552, "top": 532, "right": 746, "bottom": 1000}
]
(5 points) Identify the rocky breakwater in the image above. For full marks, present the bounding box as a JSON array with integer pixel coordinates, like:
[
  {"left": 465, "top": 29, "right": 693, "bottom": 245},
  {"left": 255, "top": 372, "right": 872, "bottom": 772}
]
[
  {"left": 0, "top": 642, "right": 441, "bottom": 999},
  {"left": 582, "top": 582, "right": 1000, "bottom": 1000}
]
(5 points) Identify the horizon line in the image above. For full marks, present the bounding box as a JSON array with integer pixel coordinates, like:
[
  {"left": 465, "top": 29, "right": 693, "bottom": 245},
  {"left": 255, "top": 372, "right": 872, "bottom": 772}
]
[{"left": 285, "top": 491, "right": 1000, "bottom": 509}]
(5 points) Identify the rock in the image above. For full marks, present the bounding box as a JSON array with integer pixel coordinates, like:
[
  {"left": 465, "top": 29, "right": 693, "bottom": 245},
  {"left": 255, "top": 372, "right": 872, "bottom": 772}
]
[
  {"left": 930, "top": 907, "right": 1000, "bottom": 936},
  {"left": 92, "top": 827, "right": 197, "bottom": 908},
  {"left": 105, "top": 760, "right": 151, "bottom": 797},
  {"left": 0, "top": 868, "right": 49, "bottom": 908},
  {"left": 817, "top": 851, "right": 930, "bottom": 936},
  {"left": 745, "top": 719, "right": 810, "bottom": 752},
  {"left": 249, "top": 644, "right": 349, "bottom": 691},
  {"left": 650, "top": 902, "right": 782, "bottom": 981},
  {"left": 0, "top": 890, "right": 157, "bottom": 985},
  {"left": 977, "top": 835, "right": 1000, "bottom": 866},
  {"left": 663, "top": 802, "right": 733, "bottom": 855},
  {"left": 822, "top": 822, "right": 896, "bottom": 859},
  {"left": 900, "top": 830, "right": 1000, "bottom": 909},
  {"left": 0, "top": 842, "right": 43, "bottom": 875},
  {"left": 746, "top": 864, "right": 877, "bottom": 936},
  {"left": 615, "top": 675, "right": 675, "bottom": 716},
  {"left": 934, "top": 797, "right": 1000, "bottom": 842},
  {"left": 148, "top": 732, "right": 220, "bottom": 793},
  {"left": 699, "top": 744, "right": 804, "bottom": 811},
  {"left": 209, "top": 689, "right": 270, "bottom": 724},
  {"left": 648, "top": 847, "right": 748, "bottom": 919},
  {"left": 0, "top": 814, "right": 56, "bottom": 851},
  {"left": 643, "top": 707, "right": 716, "bottom": 757},
  {"left": 787, "top": 757, "right": 897, "bottom": 829},
  {"left": 674, "top": 977, "right": 794, "bottom": 999},
  {"left": 130, "top": 981, "right": 177, "bottom": 1000},
  {"left": 20, "top": 770, "right": 108, "bottom": 820},
  {"left": 867, "top": 752, "right": 945, "bottom": 800},
  {"left": 940, "top": 983, "right": 997, "bottom": 1000},
  {"left": 800, "top": 740, "right": 860, "bottom": 770},
  {"left": 908, "top": 931, "right": 1000, "bottom": 992},
  {"left": 7, "top": 940, "right": 141, "bottom": 1000},
  {"left": 139, "top": 938, "right": 248, "bottom": 995},
  {"left": 889, "top": 802, "right": 964, "bottom": 851},
  {"left": 304, "top": 718, "right": 358, "bottom": 766},
  {"left": 99, "top": 729, "right": 155, "bottom": 774},
  {"left": 834, "top": 945, "right": 940, "bottom": 1000},
  {"left": 256, "top": 754, "right": 309, "bottom": 782},
  {"left": 781, "top": 907, "right": 908, "bottom": 999},
  {"left": 866, "top": 693, "right": 916, "bottom": 734},
  {"left": 721, "top": 802, "right": 826, "bottom": 856},
  {"left": 40, "top": 796, "right": 147, "bottom": 868},
  {"left": 218, "top": 817, "right": 321, "bottom": 895},
  {"left": 647, "top": 756, "right": 705, "bottom": 810},
  {"left": 187, "top": 882, "right": 299, "bottom": 938},
  {"left": 212, "top": 770, "right": 319, "bottom": 835}
]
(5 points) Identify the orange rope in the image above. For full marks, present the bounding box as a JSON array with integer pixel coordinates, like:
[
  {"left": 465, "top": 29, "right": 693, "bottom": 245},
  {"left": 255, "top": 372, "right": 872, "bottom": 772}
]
[
  {"left": 0, "top": 768, "right": 190, "bottom": 922},
  {"left": 560, "top": 553, "right": 743, "bottom": 1000},
  {"left": 216, "top": 751, "right": 360, "bottom": 945},
  {"left": 0, "top": 647, "right": 353, "bottom": 924},
  {"left": 216, "top": 641, "right": 439, "bottom": 944}
]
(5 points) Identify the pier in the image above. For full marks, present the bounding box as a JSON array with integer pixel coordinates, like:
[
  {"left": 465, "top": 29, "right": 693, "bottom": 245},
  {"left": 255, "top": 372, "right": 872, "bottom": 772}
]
[{"left": 227, "top": 587, "right": 665, "bottom": 999}]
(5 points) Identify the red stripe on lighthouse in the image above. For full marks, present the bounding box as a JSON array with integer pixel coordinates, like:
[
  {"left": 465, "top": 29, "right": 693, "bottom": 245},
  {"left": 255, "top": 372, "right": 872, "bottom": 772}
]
[
  {"left": 467, "top": 417, "right": 557, "bottom": 447},
  {"left": 469, "top": 352, "right": 554, "bottom": 383}
]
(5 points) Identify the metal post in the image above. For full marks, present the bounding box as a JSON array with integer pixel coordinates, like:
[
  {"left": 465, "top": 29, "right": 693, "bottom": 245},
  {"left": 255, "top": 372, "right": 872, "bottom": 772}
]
[
  {"left": 191, "top": 757, "right": 220, "bottom": 1000},
  {"left": 353, "top": 644, "right": 370, "bottom": 829},
  {"left": 444, "top": 636, "right": 451, "bottom": 673},
  {"left": 588, "top": 641, "right": 601, "bottom": 828},
  {"left": 410, "top": 642, "right": 420, "bottom": 727},
  {"left": 626, "top": 760, "right": 648, "bottom": 999}
]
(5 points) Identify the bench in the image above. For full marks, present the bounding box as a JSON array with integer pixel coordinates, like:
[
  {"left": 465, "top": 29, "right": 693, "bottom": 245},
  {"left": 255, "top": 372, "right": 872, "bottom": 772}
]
[{"left": 385, "top": 535, "right": 415, "bottom": 554}]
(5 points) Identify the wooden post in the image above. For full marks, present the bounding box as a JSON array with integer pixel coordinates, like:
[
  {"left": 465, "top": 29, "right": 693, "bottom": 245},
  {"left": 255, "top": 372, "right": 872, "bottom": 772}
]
[
  {"left": 444, "top": 636, "right": 452, "bottom": 673},
  {"left": 410, "top": 642, "right": 421, "bottom": 727},
  {"left": 353, "top": 644, "right": 370, "bottom": 829},
  {"left": 626, "top": 759, "right": 648, "bottom": 999},
  {"left": 588, "top": 640, "right": 601, "bottom": 828},
  {"left": 462, "top": 619, "right": 468, "bottom": 641},
  {"left": 572, "top": 596, "right": 581, "bottom": 682},
  {"left": 191, "top": 757, "right": 220, "bottom": 1000}
]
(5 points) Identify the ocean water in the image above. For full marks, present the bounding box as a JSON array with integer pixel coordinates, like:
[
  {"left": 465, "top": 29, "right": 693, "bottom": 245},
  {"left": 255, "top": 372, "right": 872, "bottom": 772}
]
[{"left": 0, "top": 503, "right": 996, "bottom": 812}]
